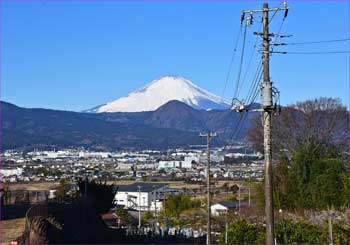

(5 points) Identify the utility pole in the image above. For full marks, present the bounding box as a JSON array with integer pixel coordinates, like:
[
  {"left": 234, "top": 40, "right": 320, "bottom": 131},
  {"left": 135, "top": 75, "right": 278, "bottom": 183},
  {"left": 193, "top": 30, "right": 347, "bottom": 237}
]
[
  {"left": 248, "top": 169, "right": 251, "bottom": 206},
  {"left": 329, "top": 209, "right": 334, "bottom": 245},
  {"left": 138, "top": 185, "right": 141, "bottom": 230},
  {"left": 261, "top": 5, "right": 274, "bottom": 244},
  {"left": 225, "top": 210, "right": 228, "bottom": 245},
  {"left": 152, "top": 185, "right": 157, "bottom": 235},
  {"left": 153, "top": 185, "right": 157, "bottom": 216},
  {"left": 238, "top": 2, "right": 289, "bottom": 244},
  {"left": 163, "top": 188, "right": 166, "bottom": 217},
  {"left": 238, "top": 184, "right": 241, "bottom": 213},
  {"left": 200, "top": 132, "right": 217, "bottom": 245},
  {"left": 84, "top": 174, "right": 88, "bottom": 198}
]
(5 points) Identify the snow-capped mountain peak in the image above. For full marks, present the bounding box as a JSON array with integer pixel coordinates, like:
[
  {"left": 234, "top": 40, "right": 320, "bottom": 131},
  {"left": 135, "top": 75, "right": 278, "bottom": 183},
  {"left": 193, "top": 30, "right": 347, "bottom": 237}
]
[{"left": 86, "top": 76, "right": 230, "bottom": 113}]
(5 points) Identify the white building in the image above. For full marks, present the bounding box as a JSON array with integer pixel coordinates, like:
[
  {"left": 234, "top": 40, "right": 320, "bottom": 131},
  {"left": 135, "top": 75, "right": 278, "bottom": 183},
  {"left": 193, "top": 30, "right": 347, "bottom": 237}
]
[
  {"left": 78, "top": 151, "right": 111, "bottom": 158},
  {"left": 115, "top": 183, "right": 168, "bottom": 211},
  {"left": 116, "top": 162, "right": 134, "bottom": 170},
  {"left": 158, "top": 160, "right": 192, "bottom": 170},
  {"left": 0, "top": 168, "right": 23, "bottom": 177},
  {"left": 210, "top": 201, "right": 240, "bottom": 216}
]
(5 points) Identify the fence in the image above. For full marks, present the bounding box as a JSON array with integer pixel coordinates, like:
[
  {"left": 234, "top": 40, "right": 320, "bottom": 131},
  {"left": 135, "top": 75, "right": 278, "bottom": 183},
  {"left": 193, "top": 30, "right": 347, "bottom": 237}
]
[
  {"left": 20, "top": 203, "right": 48, "bottom": 244},
  {"left": 4, "top": 190, "right": 49, "bottom": 205}
]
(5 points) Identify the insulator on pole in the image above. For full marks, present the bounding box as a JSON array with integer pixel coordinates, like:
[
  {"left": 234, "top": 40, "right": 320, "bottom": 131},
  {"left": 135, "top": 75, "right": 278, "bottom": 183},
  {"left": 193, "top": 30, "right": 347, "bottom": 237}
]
[{"left": 241, "top": 12, "right": 245, "bottom": 23}]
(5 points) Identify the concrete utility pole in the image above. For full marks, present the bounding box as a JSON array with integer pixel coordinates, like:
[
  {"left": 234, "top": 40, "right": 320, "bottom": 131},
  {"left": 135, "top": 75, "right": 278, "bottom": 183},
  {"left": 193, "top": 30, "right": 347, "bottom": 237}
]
[
  {"left": 240, "top": 2, "right": 289, "bottom": 244},
  {"left": 329, "top": 209, "right": 334, "bottom": 245},
  {"left": 225, "top": 210, "right": 228, "bottom": 245},
  {"left": 138, "top": 185, "right": 141, "bottom": 230},
  {"left": 153, "top": 185, "right": 157, "bottom": 216},
  {"left": 238, "top": 184, "right": 241, "bottom": 213},
  {"left": 84, "top": 174, "right": 88, "bottom": 198},
  {"left": 163, "top": 188, "right": 166, "bottom": 216},
  {"left": 262, "top": 5, "right": 274, "bottom": 243},
  {"left": 248, "top": 170, "right": 251, "bottom": 206},
  {"left": 200, "top": 132, "right": 217, "bottom": 245},
  {"left": 152, "top": 185, "right": 157, "bottom": 235}
]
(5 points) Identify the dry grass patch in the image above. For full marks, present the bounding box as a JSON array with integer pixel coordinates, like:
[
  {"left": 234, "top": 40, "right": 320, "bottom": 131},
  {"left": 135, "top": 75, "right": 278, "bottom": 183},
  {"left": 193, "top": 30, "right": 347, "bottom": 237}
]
[{"left": 0, "top": 218, "right": 25, "bottom": 244}]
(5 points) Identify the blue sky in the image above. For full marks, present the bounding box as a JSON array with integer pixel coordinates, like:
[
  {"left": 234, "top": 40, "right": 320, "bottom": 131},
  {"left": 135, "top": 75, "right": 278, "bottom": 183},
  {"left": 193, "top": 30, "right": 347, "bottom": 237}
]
[{"left": 1, "top": 0, "right": 349, "bottom": 111}]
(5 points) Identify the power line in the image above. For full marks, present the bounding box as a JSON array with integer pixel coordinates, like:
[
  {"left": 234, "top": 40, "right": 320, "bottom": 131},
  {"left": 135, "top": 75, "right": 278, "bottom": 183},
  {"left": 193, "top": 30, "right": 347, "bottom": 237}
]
[
  {"left": 219, "top": 110, "right": 247, "bottom": 151},
  {"left": 271, "top": 15, "right": 286, "bottom": 53},
  {"left": 247, "top": 70, "right": 263, "bottom": 106},
  {"left": 272, "top": 50, "right": 350, "bottom": 54},
  {"left": 268, "top": 1, "right": 284, "bottom": 24},
  {"left": 233, "top": 24, "right": 248, "bottom": 99},
  {"left": 221, "top": 24, "right": 243, "bottom": 102},
  {"left": 228, "top": 110, "right": 249, "bottom": 141},
  {"left": 283, "top": 38, "right": 350, "bottom": 45},
  {"left": 238, "top": 22, "right": 263, "bottom": 97},
  {"left": 245, "top": 64, "right": 262, "bottom": 106},
  {"left": 241, "top": 10, "right": 284, "bottom": 108}
]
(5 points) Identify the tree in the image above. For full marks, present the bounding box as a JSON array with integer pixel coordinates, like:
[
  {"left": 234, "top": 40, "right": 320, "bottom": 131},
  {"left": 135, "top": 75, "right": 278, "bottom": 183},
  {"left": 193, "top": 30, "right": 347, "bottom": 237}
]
[
  {"left": 55, "top": 179, "right": 71, "bottom": 202},
  {"left": 222, "top": 182, "right": 229, "bottom": 200},
  {"left": 142, "top": 211, "right": 153, "bottom": 223},
  {"left": 275, "top": 219, "right": 326, "bottom": 244},
  {"left": 230, "top": 184, "right": 239, "bottom": 196},
  {"left": 257, "top": 145, "right": 348, "bottom": 210},
  {"left": 248, "top": 97, "right": 350, "bottom": 157},
  {"left": 249, "top": 97, "right": 350, "bottom": 211},
  {"left": 219, "top": 218, "right": 350, "bottom": 244},
  {"left": 77, "top": 178, "right": 117, "bottom": 214},
  {"left": 165, "top": 194, "right": 201, "bottom": 217},
  {"left": 219, "top": 219, "right": 265, "bottom": 244},
  {"left": 3, "top": 185, "right": 10, "bottom": 205},
  {"left": 115, "top": 208, "right": 133, "bottom": 224}
]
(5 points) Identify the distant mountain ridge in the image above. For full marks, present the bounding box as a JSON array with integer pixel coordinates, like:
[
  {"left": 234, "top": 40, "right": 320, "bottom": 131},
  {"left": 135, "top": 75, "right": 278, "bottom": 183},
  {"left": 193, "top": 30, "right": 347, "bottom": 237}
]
[
  {"left": 85, "top": 76, "right": 231, "bottom": 113},
  {"left": 2, "top": 100, "right": 257, "bottom": 151}
]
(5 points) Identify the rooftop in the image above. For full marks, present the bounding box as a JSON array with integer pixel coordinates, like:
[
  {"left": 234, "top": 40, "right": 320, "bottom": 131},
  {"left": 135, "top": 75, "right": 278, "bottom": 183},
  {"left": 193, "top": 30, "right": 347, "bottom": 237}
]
[
  {"left": 117, "top": 182, "right": 168, "bottom": 193},
  {"left": 216, "top": 201, "right": 241, "bottom": 209}
]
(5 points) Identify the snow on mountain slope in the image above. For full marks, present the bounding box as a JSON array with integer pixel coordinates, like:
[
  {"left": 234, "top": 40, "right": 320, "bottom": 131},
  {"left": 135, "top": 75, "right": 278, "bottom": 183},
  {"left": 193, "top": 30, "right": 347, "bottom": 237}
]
[{"left": 86, "top": 76, "right": 231, "bottom": 113}]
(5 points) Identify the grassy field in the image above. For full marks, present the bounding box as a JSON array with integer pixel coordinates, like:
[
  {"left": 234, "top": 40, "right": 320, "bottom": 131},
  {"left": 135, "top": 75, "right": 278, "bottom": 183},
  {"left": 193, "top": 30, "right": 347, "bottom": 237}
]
[
  {"left": 6, "top": 181, "right": 60, "bottom": 191},
  {"left": 6, "top": 179, "right": 244, "bottom": 191},
  {"left": 0, "top": 218, "right": 25, "bottom": 244}
]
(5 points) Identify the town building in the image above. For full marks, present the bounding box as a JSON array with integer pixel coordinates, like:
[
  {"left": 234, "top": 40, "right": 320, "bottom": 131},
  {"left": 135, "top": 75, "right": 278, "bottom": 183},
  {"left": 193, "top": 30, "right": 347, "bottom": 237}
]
[
  {"left": 115, "top": 182, "right": 168, "bottom": 211},
  {"left": 210, "top": 201, "right": 240, "bottom": 216},
  {"left": 158, "top": 160, "right": 192, "bottom": 170}
]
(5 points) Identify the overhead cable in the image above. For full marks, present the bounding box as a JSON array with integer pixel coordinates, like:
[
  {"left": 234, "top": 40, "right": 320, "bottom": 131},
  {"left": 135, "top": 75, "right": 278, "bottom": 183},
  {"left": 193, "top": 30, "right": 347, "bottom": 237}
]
[
  {"left": 272, "top": 50, "right": 350, "bottom": 54},
  {"left": 284, "top": 38, "right": 350, "bottom": 46},
  {"left": 233, "top": 24, "right": 248, "bottom": 99}
]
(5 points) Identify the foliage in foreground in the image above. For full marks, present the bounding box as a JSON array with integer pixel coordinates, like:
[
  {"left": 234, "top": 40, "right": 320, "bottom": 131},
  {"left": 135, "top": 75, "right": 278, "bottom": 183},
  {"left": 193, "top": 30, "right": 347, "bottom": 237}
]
[
  {"left": 115, "top": 208, "right": 134, "bottom": 224},
  {"left": 77, "top": 178, "right": 117, "bottom": 214},
  {"left": 272, "top": 145, "right": 348, "bottom": 210},
  {"left": 249, "top": 98, "right": 349, "bottom": 211},
  {"left": 165, "top": 193, "right": 201, "bottom": 217},
  {"left": 254, "top": 144, "right": 349, "bottom": 211},
  {"left": 55, "top": 179, "right": 71, "bottom": 202},
  {"left": 219, "top": 218, "right": 350, "bottom": 244}
]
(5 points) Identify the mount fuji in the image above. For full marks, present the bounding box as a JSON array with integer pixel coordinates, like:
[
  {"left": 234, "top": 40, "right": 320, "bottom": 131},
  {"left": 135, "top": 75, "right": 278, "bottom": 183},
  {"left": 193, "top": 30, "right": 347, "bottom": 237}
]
[{"left": 85, "top": 76, "right": 231, "bottom": 113}]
